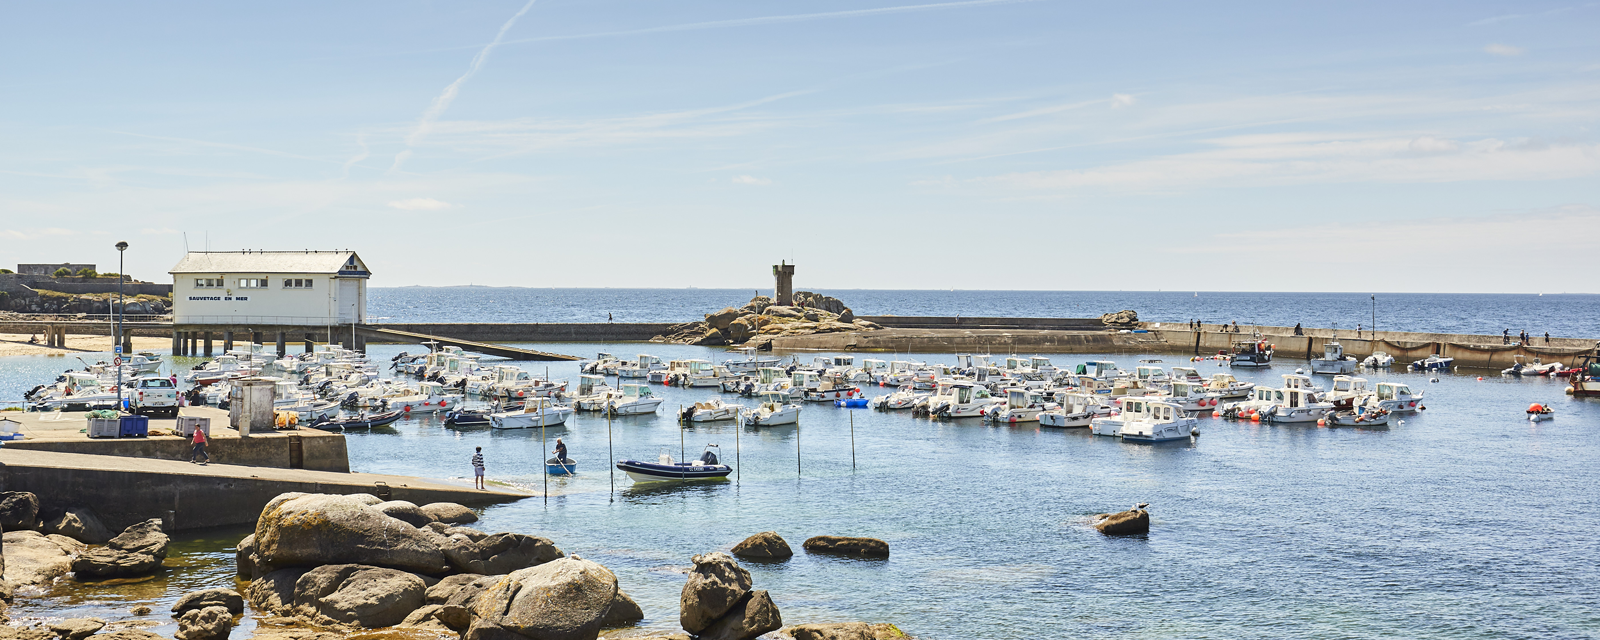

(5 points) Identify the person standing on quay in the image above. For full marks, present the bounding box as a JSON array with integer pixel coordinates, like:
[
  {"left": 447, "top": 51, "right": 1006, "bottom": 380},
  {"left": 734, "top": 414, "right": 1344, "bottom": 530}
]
[
  {"left": 1545, "top": 332, "right": 1551, "bottom": 344},
  {"left": 1503, "top": 329, "right": 1510, "bottom": 345},
  {"left": 472, "top": 446, "right": 486, "bottom": 490}
]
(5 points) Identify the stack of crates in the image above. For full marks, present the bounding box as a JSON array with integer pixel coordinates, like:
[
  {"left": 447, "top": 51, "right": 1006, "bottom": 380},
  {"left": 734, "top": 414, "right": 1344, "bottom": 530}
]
[{"left": 118, "top": 415, "right": 149, "bottom": 438}]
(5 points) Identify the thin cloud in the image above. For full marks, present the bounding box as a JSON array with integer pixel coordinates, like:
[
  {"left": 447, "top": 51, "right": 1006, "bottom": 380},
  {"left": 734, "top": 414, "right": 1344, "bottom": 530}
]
[
  {"left": 396, "top": 0, "right": 539, "bottom": 171},
  {"left": 496, "top": 0, "right": 1044, "bottom": 47},
  {"left": 342, "top": 135, "right": 370, "bottom": 178},
  {"left": 1111, "top": 93, "right": 1137, "bottom": 109},
  {"left": 1484, "top": 43, "right": 1526, "bottom": 56},
  {"left": 1468, "top": 3, "right": 1597, "bottom": 26},
  {"left": 388, "top": 198, "right": 455, "bottom": 210},
  {"left": 731, "top": 175, "right": 772, "bottom": 185}
]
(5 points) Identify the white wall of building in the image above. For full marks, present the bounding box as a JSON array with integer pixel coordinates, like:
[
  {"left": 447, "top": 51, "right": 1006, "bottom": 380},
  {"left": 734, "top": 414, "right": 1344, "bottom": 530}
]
[{"left": 174, "top": 273, "right": 352, "bottom": 325}]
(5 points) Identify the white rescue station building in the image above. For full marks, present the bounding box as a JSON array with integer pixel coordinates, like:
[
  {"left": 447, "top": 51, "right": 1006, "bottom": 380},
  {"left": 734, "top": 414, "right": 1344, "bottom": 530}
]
[{"left": 168, "top": 251, "right": 371, "bottom": 325}]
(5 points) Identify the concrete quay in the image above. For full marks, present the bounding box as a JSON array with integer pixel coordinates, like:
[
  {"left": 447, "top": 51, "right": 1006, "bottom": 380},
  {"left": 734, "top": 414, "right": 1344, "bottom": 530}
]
[
  {"left": 0, "top": 448, "right": 528, "bottom": 531},
  {"left": 2, "top": 407, "right": 349, "bottom": 471}
]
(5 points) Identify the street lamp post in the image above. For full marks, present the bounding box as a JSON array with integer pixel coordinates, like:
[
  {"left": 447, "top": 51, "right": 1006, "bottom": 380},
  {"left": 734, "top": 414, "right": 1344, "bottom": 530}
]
[{"left": 115, "top": 241, "right": 128, "bottom": 411}]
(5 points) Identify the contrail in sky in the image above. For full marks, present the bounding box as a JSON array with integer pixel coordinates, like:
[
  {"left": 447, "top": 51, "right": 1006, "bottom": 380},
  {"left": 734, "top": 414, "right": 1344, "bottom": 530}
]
[{"left": 395, "top": 0, "right": 538, "bottom": 171}]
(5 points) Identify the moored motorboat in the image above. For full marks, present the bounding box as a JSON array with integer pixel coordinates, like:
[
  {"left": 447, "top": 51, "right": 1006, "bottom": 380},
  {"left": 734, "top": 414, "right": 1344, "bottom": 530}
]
[
  {"left": 1308, "top": 340, "right": 1357, "bottom": 375},
  {"left": 444, "top": 408, "right": 493, "bottom": 428},
  {"left": 490, "top": 399, "right": 573, "bottom": 429},
  {"left": 1527, "top": 403, "right": 1553, "bottom": 422},
  {"left": 311, "top": 409, "right": 404, "bottom": 430},
  {"left": 1409, "top": 355, "right": 1454, "bottom": 371},
  {"left": 616, "top": 445, "right": 731, "bottom": 482},
  {"left": 1324, "top": 407, "right": 1390, "bottom": 427},
  {"left": 741, "top": 391, "right": 800, "bottom": 426},
  {"left": 1229, "top": 340, "right": 1274, "bottom": 368},
  {"left": 679, "top": 399, "right": 743, "bottom": 423}
]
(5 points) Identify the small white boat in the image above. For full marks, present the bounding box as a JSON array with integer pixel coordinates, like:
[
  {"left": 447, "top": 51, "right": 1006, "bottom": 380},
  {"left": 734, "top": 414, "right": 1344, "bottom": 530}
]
[
  {"left": 679, "top": 399, "right": 743, "bottom": 423},
  {"left": 1157, "top": 380, "right": 1222, "bottom": 412},
  {"left": 1325, "top": 406, "right": 1390, "bottom": 427},
  {"left": 572, "top": 375, "right": 616, "bottom": 412},
  {"left": 1203, "top": 373, "right": 1255, "bottom": 399},
  {"left": 1119, "top": 400, "right": 1200, "bottom": 443},
  {"left": 723, "top": 348, "right": 782, "bottom": 375},
  {"left": 741, "top": 391, "right": 800, "bottom": 426},
  {"left": 1409, "top": 355, "right": 1454, "bottom": 371},
  {"left": 870, "top": 386, "right": 928, "bottom": 410},
  {"left": 987, "top": 388, "right": 1055, "bottom": 423},
  {"left": 1368, "top": 382, "right": 1424, "bottom": 413},
  {"left": 1504, "top": 356, "right": 1562, "bottom": 377},
  {"left": 1039, "top": 392, "right": 1110, "bottom": 428},
  {"left": 605, "top": 384, "right": 664, "bottom": 416},
  {"left": 1363, "top": 351, "right": 1394, "bottom": 368},
  {"left": 1308, "top": 340, "right": 1357, "bottom": 375},
  {"left": 386, "top": 381, "right": 464, "bottom": 414},
  {"left": 1527, "top": 403, "right": 1554, "bottom": 422},
  {"left": 1267, "top": 387, "right": 1332, "bottom": 424},
  {"left": 927, "top": 382, "right": 995, "bottom": 419},
  {"left": 490, "top": 399, "right": 573, "bottom": 429}
]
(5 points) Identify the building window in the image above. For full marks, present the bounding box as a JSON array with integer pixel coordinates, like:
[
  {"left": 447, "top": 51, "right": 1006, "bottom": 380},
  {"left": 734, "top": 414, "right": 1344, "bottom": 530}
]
[
  {"left": 238, "top": 278, "right": 268, "bottom": 289},
  {"left": 194, "top": 278, "right": 224, "bottom": 288},
  {"left": 284, "top": 278, "right": 313, "bottom": 289}
]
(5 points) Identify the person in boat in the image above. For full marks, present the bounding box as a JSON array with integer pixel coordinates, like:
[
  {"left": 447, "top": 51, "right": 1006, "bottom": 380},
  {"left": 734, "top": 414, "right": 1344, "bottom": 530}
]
[{"left": 554, "top": 438, "right": 569, "bottom": 463}]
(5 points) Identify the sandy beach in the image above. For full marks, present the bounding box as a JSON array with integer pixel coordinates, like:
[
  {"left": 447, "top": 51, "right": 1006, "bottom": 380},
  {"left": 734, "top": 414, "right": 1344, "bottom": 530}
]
[{"left": 0, "top": 333, "right": 170, "bottom": 357}]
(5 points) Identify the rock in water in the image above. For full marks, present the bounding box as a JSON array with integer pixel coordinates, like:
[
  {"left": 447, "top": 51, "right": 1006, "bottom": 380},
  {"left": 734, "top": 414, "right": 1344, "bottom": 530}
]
[
  {"left": 0, "top": 493, "right": 39, "bottom": 531},
  {"left": 599, "top": 590, "right": 644, "bottom": 629},
  {"left": 419, "top": 502, "right": 479, "bottom": 525},
  {"left": 679, "top": 552, "right": 752, "bottom": 634},
  {"left": 175, "top": 606, "right": 233, "bottom": 640},
  {"left": 705, "top": 307, "right": 741, "bottom": 331},
  {"left": 172, "top": 588, "right": 245, "bottom": 616},
  {"left": 3, "top": 531, "right": 75, "bottom": 586},
  {"left": 697, "top": 590, "right": 782, "bottom": 640},
  {"left": 47, "top": 618, "right": 105, "bottom": 640},
  {"left": 235, "top": 534, "right": 256, "bottom": 579},
  {"left": 40, "top": 507, "right": 113, "bottom": 544},
  {"left": 467, "top": 557, "right": 620, "bottom": 640},
  {"left": 375, "top": 501, "right": 432, "bottom": 528},
  {"left": 730, "top": 532, "right": 793, "bottom": 560},
  {"left": 291, "top": 564, "right": 427, "bottom": 628},
  {"left": 778, "top": 623, "right": 909, "bottom": 640},
  {"left": 801, "top": 536, "right": 889, "bottom": 557},
  {"left": 1093, "top": 509, "right": 1149, "bottom": 535},
  {"left": 70, "top": 519, "right": 170, "bottom": 579},
  {"left": 253, "top": 494, "right": 450, "bottom": 574}
]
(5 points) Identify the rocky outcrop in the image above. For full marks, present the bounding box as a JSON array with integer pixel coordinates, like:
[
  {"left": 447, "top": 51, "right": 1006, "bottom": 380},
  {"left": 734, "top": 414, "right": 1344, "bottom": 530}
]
[
  {"left": 466, "top": 557, "right": 620, "bottom": 640},
  {"left": 40, "top": 507, "right": 113, "bottom": 545},
  {"left": 680, "top": 552, "right": 752, "bottom": 633},
  {"left": 599, "top": 590, "right": 643, "bottom": 629},
  {"left": 426, "top": 573, "right": 499, "bottom": 608},
  {"left": 775, "top": 623, "right": 909, "bottom": 640},
  {"left": 697, "top": 590, "right": 781, "bottom": 640},
  {"left": 375, "top": 501, "right": 432, "bottom": 528},
  {"left": 253, "top": 494, "right": 450, "bottom": 574},
  {"left": 655, "top": 295, "right": 881, "bottom": 346},
  {"left": 0, "top": 494, "right": 40, "bottom": 531},
  {"left": 250, "top": 564, "right": 426, "bottom": 629},
  {"left": 418, "top": 502, "right": 478, "bottom": 525},
  {"left": 3, "top": 531, "right": 77, "bottom": 586},
  {"left": 174, "top": 607, "right": 232, "bottom": 640},
  {"left": 801, "top": 536, "right": 889, "bottom": 558},
  {"left": 1092, "top": 508, "right": 1149, "bottom": 535},
  {"left": 1100, "top": 309, "right": 1139, "bottom": 328},
  {"left": 46, "top": 618, "right": 104, "bottom": 640},
  {"left": 731, "top": 532, "right": 793, "bottom": 560},
  {"left": 71, "top": 519, "right": 169, "bottom": 579},
  {"left": 400, "top": 603, "right": 471, "bottom": 633},
  {"left": 442, "top": 532, "right": 563, "bottom": 575},
  {"left": 235, "top": 535, "right": 255, "bottom": 579},
  {"left": 172, "top": 588, "right": 245, "bottom": 616}
]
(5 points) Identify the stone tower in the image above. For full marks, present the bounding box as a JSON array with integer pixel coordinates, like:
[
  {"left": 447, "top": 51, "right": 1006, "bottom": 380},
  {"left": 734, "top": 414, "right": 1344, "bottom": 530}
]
[{"left": 773, "top": 261, "right": 795, "bottom": 306}]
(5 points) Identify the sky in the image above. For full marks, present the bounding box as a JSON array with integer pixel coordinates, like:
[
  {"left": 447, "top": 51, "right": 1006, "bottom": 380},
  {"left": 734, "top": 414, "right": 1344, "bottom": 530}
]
[{"left": 2, "top": 1, "right": 1597, "bottom": 292}]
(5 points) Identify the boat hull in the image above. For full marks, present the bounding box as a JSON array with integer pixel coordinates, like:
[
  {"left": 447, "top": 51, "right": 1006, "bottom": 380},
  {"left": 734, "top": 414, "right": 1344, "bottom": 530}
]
[{"left": 616, "top": 460, "right": 731, "bottom": 482}]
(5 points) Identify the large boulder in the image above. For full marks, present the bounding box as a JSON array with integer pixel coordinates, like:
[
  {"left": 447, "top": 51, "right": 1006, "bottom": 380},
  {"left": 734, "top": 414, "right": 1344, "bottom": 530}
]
[
  {"left": 792, "top": 292, "right": 847, "bottom": 314},
  {"left": 837, "top": 308, "right": 854, "bottom": 323},
  {"left": 776, "top": 623, "right": 908, "bottom": 640},
  {"left": 0, "top": 493, "right": 40, "bottom": 531},
  {"left": 679, "top": 552, "right": 751, "bottom": 634},
  {"left": 172, "top": 588, "right": 244, "bottom": 615},
  {"left": 71, "top": 519, "right": 170, "bottom": 579},
  {"left": 731, "top": 532, "right": 792, "bottom": 560},
  {"left": 705, "top": 307, "right": 741, "bottom": 331},
  {"left": 400, "top": 604, "right": 471, "bottom": 633},
  {"left": 1092, "top": 508, "right": 1150, "bottom": 536},
  {"left": 698, "top": 590, "right": 781, "bottom": 640},
  {"left": 426, "top": 573, "right": 499, "bottom": 608},
  {"left": 40, "top": 507, "right": 113, "bottom": 545},
  {"left": 599, "top": 590, "right": 643, "bottom": 629},
  {"left": 1100, "top": 309, "right": 1139, "bottom": 327},
  {"left": 174, "top": 607, "right": 232, "bottom": 640},
  {"left": 254, "top": 494, "right": 449, "bottom": 574},
  {"left": 801, "top": 536, "right": 889, "bottom": 558},
  {"left": 739, "top": 296, "right": 772, "bottom": 315},
  {"left": 443, "top": 532, "right": 564, "bottom": 575},
  {"left": 47, "top": 618, "right": 104, "bottom": 640},
  {"left": 245, "top": 567, "right": 307, "bottom": 615},
  {"left": 727, "top": 317, "right": 757, "bottom": 343},
  {"left": 2, "top": 531, "right": 76, "bottom": 586},
  {"left": 763, "top": 306, "right": 803, "bottom": 319},
  {"left": 291, "top": 564, "right": 427, "bottom": 629},
  {"left": 235, "top": 534, "right": 255, "bottom": 579},
  {"left": 375, "top": 501, "right": 432, "bottom": 528},
  {"left": 467, "top": 556, "right": 619, "bottom": 640},
  {"left": 419, "top": 502, "right": 478, "bottom": 525}
]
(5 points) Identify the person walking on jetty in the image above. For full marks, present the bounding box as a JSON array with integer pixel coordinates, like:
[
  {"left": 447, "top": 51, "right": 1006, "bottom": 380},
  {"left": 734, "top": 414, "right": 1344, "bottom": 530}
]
[
  {"left": 472, "top": 446, "right": 486, "bottom": 490},
  {"left": 189, "top": 427, "right": 209, "bottom": 465},
  {"left": 1545, "top": 332, "right": 1551, "bottom": 344}
]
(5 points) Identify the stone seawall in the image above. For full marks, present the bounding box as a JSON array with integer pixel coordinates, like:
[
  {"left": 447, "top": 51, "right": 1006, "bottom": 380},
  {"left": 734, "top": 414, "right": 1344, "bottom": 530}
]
[
  {"left": 6, "top": 430, "right": 350, "bottom": 472},
  {"left": 366, "top": 322, "right": 677, "bottom": 343}
]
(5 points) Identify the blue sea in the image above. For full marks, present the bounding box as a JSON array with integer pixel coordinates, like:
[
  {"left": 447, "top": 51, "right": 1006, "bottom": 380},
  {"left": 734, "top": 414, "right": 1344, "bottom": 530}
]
[
  {"left": 368, "top": 288, "right": 1600, "bottom": 338},
  {"left": 2, "top": 289, "right": 1598, "bottom": 639}
]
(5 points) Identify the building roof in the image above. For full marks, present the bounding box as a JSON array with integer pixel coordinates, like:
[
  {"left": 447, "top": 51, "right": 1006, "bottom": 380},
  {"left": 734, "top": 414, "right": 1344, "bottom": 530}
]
[{"left": 169, "top": 251, "right": 370, "bottom": 276}]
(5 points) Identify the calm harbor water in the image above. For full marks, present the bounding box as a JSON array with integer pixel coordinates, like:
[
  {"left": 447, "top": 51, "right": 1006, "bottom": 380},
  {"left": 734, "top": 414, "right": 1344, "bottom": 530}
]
[
  {"left": 368, "top": 288, "right": 1600, "bottom": 338},
  {"left": 2, "top": 338, "right": 1597, "bottom": 639}
]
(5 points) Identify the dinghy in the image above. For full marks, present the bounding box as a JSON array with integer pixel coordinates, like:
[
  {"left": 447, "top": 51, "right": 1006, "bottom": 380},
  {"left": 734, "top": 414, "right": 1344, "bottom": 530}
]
[
  {"left": 616, "top": 445, "right": 731, "bottom": 482},
  {"left": 1527, "top": 403, "right": 1554, "bottom": 422},
  {"left": 546, "top": 457, "right": 578, "bottom": 475},
  {"left": 311, "top": 409, "right": 404, "bottom": 431}
]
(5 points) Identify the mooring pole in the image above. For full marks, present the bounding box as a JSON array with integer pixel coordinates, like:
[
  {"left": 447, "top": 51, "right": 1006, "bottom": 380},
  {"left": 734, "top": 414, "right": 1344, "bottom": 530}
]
[
  {"left": 735, "top": 411, "right": 741, "bottom": 485},
  {"left": 541, "top": 410, "right": 548, "bottom": 507},
  {"left": 850, "top": 409, "right": 856, "bottom": 470},
  {"left": 796, "top": 419, "right": 801, "bottom": 477},
  {"left": 608, "top": 407, "right": 615, "bottom": 502}
]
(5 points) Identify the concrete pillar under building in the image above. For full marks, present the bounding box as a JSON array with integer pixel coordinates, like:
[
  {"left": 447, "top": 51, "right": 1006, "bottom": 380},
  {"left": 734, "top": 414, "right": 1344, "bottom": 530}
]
[
  {"left": 276, "top": 331, "right": 286, "bottom": 356},
  {"left": 121, "top": 329, "right": 132, "bottom": 354},
  {"left": 203, "top": 332, "right": 214, "bottom": 357},
  {"left": 171, "top": 330, "right": 181, "bottom": 355},
  {"left": 354, "top": 333, "right": 366, "bottom": 353},
  {"left": 223, "top": 331, "right": 233, "bottom": 353},
  {"left": 251, "top": 331, "right": 262, "bottom": 347},
  {"left": 304, "top": 334, "right": 314, "bottom": 353}
]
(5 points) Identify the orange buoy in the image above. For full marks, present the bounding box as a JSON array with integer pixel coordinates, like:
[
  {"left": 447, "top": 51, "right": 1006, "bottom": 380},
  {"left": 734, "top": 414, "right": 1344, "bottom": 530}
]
[{"left": 1529, "top": 403, "right": 1544, "bottom": 412}]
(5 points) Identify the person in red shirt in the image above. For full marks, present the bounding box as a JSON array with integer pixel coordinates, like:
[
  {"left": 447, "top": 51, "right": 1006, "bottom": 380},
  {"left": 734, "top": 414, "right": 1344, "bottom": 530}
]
[{"left": 190, "top": 427, "right": 210, "bottom": 464}]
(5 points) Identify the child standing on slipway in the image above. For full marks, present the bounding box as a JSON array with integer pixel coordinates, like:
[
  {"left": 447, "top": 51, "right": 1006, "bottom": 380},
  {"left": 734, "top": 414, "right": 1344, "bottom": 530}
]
[{"left": 472, "top": 446, "right": 485, "bottom": 490}]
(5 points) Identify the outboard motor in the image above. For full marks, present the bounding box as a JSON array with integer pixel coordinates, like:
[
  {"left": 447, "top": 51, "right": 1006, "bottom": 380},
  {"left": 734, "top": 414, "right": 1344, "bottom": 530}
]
[
  {"left": 679, "top": 405, "right": 697, "bottom": 423},
  {"left": 699, "top": 450, "right": 719, "bottom": 465},
  {"left": 23, "top": 384, "right": 45, "bottom": 400}
]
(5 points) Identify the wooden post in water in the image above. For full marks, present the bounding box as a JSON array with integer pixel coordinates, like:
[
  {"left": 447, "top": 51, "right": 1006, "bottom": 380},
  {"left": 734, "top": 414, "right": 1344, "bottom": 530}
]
[
  {"left": 541, "top": 405, "right": 548, "bottom": 507},
  {"left": 608, "top": 407, "right": 614, "bottom": 502},
  {"left": 850, "top": 409, "right": 856, "bottom": 470},
  {"left": 796, "top": 419, "right": 801, "bottom": 477},
  {"left": 735, "top": 411, "right": 741, "bottom": 485}
]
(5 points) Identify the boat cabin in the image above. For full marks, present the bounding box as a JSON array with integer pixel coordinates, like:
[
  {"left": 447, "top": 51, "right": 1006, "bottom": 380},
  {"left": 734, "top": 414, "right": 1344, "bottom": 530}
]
[
  {"left": 792, "top": 371, "right": 821, "bottom": 390},
  {"left": 758, "top": 367, "right": 786, "bottom": 385},
  {"left": 758, "top": 391, "right": 790, "bottom": 407},
  {"left": 1281, "top": 374, "right": 1316, "bottom": 390},
  {"left": 1169, "top": 367, "right": 1204, "bottom": 382},
  {"left": 1280, "top": 387, "right": 1322, "bottom": 408},
  {"left": 948, "top": 383, "right": 991, "bottom": 405},
  {"left": 1079, "top": 361, "right": 1120, "bottom": 378},
  {"left": 1168, "top": 381, "right": 1207, "bottom": 398},
  {"left": 636, "top": 354, "right": 662, "bottom": 369},
  {"left": 577, "top": 375, "right": 606, "bottom": 395},
  {"left": 1251, "top": 386, "right": 1277, "bottom": 403},
  {"left": 1330, "top": 376, "right": 1368, "bottom": 395},
  {"left": 888, "top": 360, "right": 924, "bottom": 374},
  {"left": 1134, "top": 365, "right": 1167, "bottom": 382},
  {"left": 619, "top": 384, "right": 654, "bottom": 400},
  {"left": 1322, "top": 341, "right": 1345, "bottom": 360},
  {"left": 1208, "top": 373, "right": 1241, "bottom": 388},
  {"left": 1374, "top": 382, "right": 1415, "bottom": 401}
]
